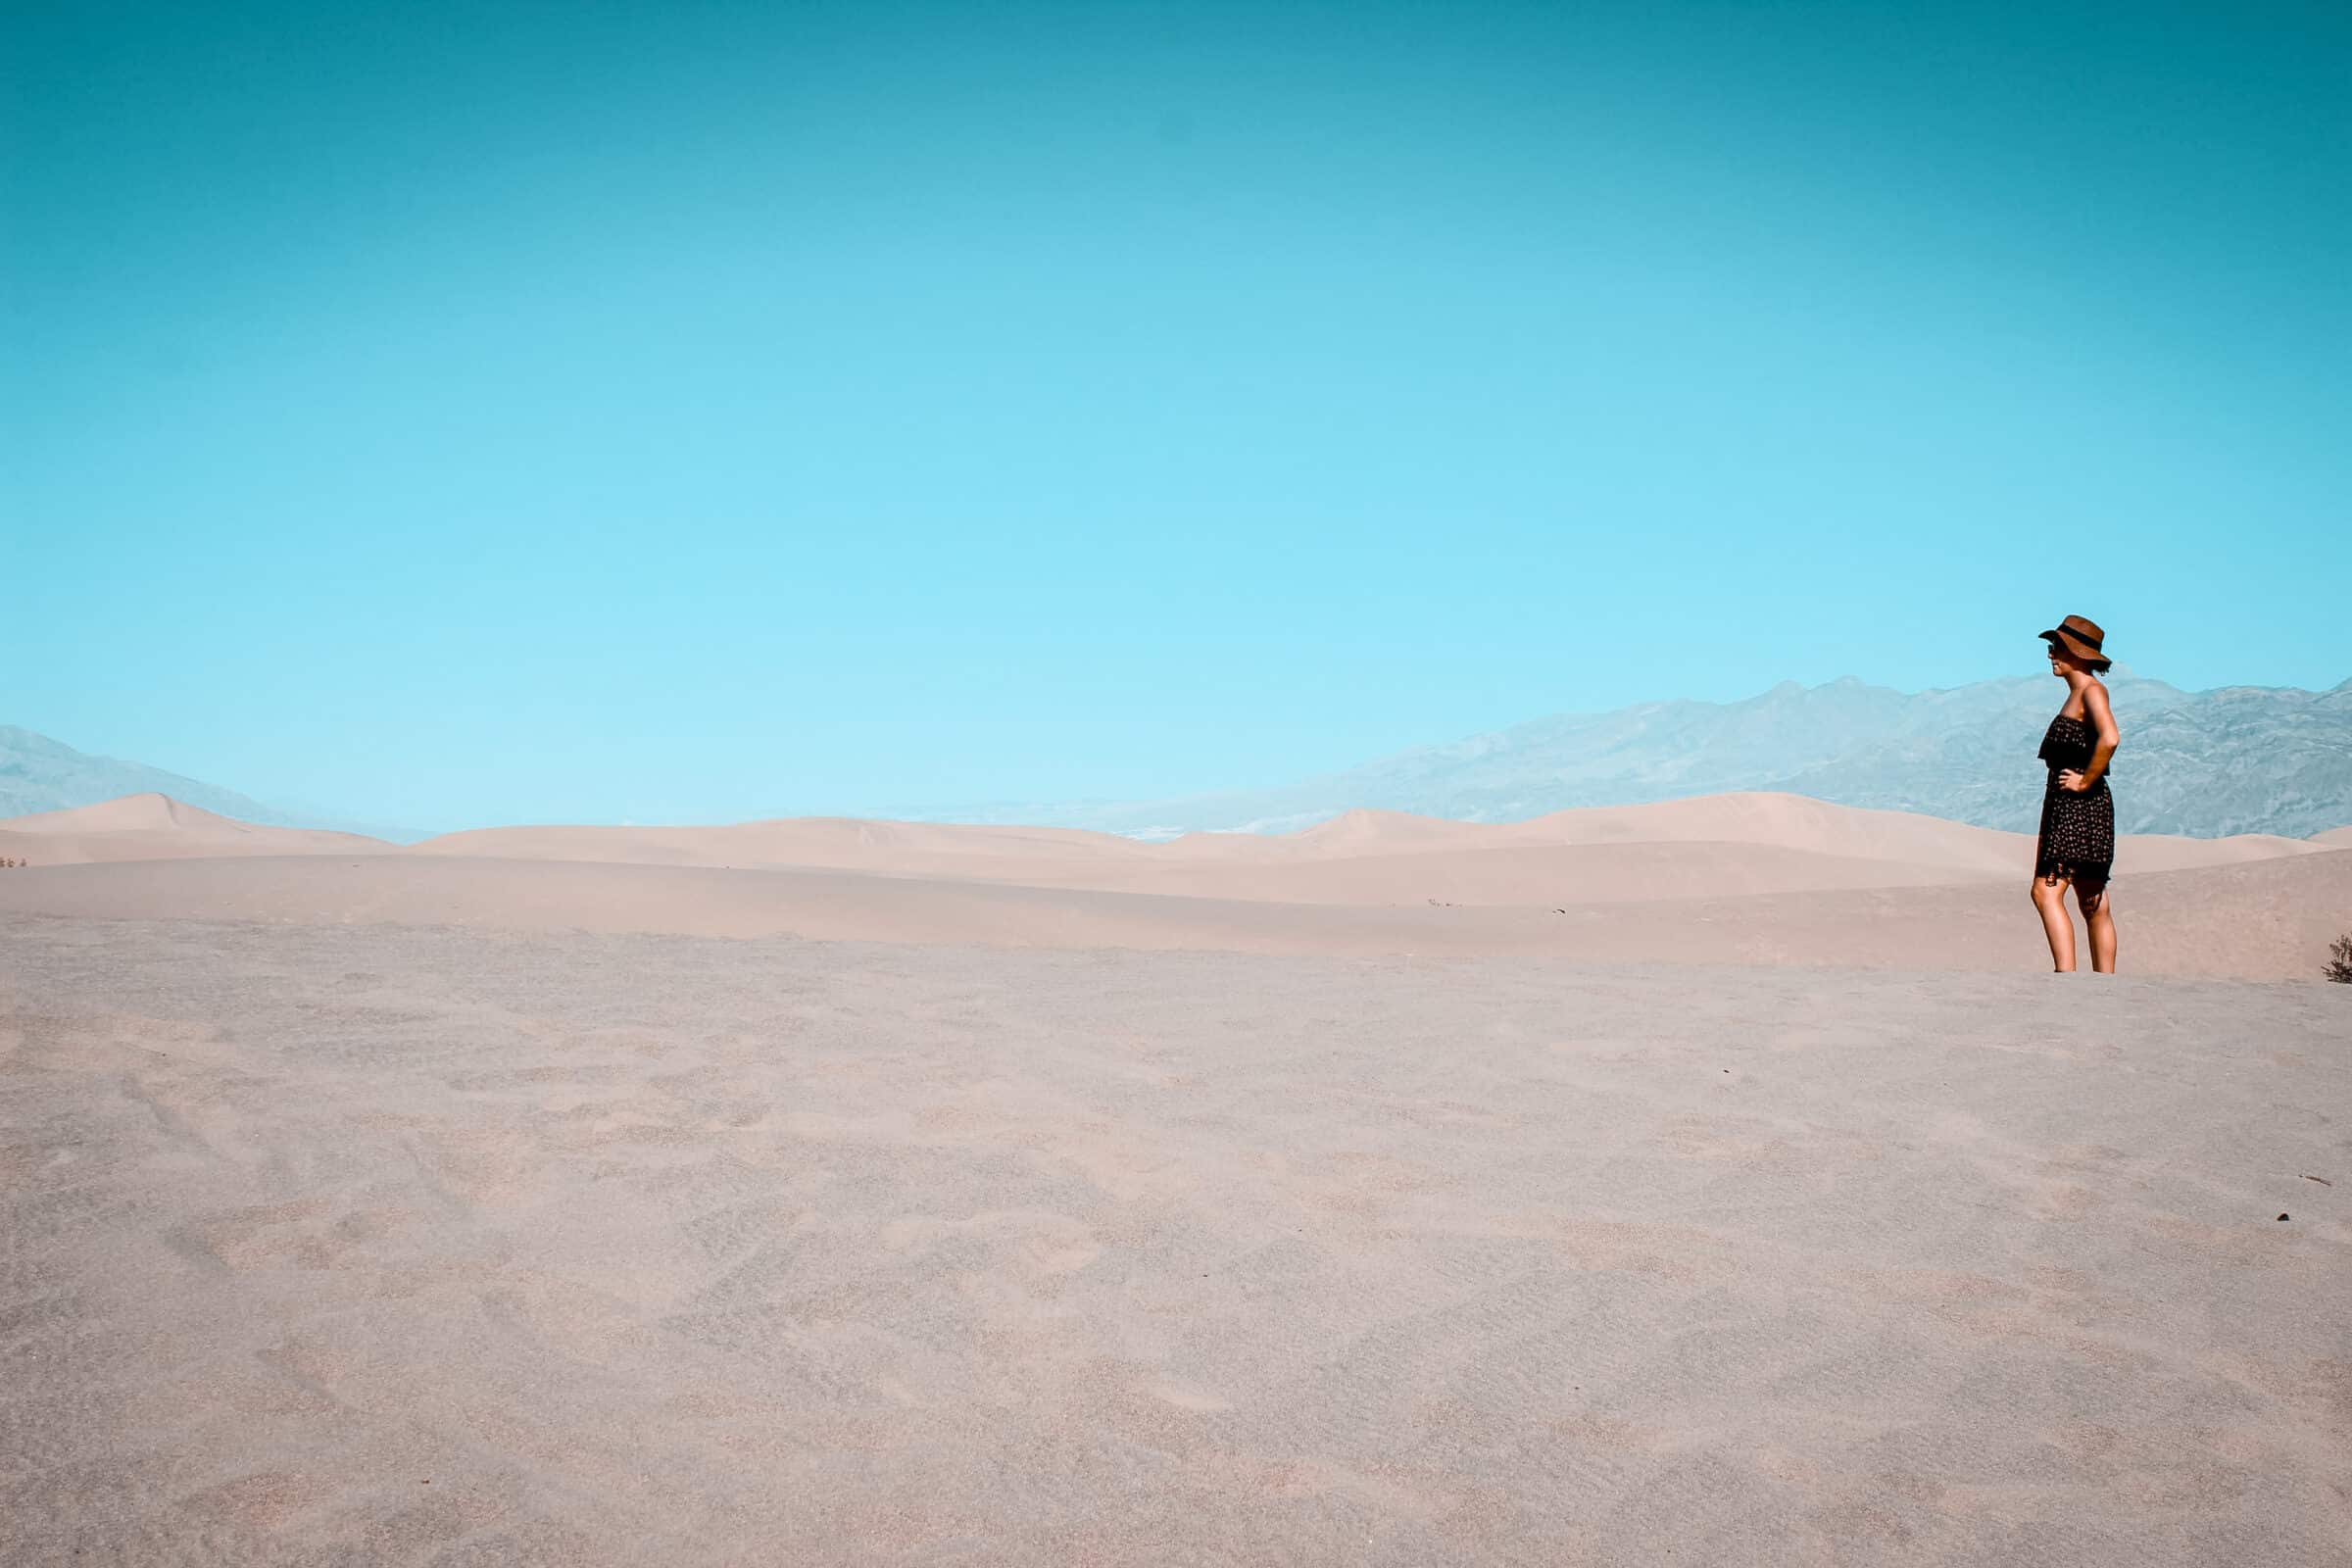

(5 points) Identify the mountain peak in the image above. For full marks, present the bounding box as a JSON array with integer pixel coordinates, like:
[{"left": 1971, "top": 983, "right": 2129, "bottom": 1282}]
[
  {"left": 913, "top": 673, "right": 2352, "bottom": 841},
  {"left": 0, "top": 729, "right": 412, "bottom": 838}
]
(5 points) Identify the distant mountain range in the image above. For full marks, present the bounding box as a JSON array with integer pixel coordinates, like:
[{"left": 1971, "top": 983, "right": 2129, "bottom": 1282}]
[
  {"left": 0, "top": 727, "right": 411, "bottom": 841},
  {"left": 901, "top": 671, "right": 2352, "bottom": 841},
  {"left": 11, "top": 670, "right": 2350, "bottom": 842}
]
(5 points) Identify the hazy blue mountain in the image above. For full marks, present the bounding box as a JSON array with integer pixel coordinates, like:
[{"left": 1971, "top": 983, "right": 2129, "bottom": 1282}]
[
  {"left": 15, "top": 670, "right": 2349, "bottom": 843},
  {"left": 907, "top": 672, "right": 2352, "bottom": 841},
  {"left": 0, "top": 727, "right": 415, "bottom": 840}
]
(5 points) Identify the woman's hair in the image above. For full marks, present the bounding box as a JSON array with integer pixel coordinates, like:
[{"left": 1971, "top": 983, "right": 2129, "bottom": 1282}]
[{"left": 2086, "top": 657, "right": 2112, "bottom": 674}]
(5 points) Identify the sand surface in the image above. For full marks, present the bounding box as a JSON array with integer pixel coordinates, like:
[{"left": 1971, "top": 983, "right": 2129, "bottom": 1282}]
[
  {"left": 4, "top": 914, "right": 2348, "bottom": 1566},
  {"left": 2, "top": 844, "right": 2347, "bottom": 980},
  {"left": 8, "top": 792, "right": 2338, "bottom": 890},
  {"left": 5, "top": 792, "right": 2350, "bottom": 1561},
  {"left": 3, "top": 791, "right": 2348, "bottom": 981}
]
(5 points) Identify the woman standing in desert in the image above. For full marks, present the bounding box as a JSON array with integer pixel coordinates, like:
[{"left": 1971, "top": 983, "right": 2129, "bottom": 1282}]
[{"left": 2032, "top": 614, "right": 2121, "bottom": 972}]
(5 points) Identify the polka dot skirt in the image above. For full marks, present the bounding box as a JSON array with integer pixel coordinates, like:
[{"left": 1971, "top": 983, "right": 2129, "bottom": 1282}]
[{"left": 2034, "top": 714, "right": 2114, "bottom": 887}]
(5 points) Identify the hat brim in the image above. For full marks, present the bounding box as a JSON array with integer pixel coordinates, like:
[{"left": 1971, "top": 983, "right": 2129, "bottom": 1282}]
[{"left": 2040, "top": 628, "right": 2110, "bottom": 666}]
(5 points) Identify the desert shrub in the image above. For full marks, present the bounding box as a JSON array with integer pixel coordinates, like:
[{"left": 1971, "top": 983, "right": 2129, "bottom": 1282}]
[{"left": 2328, "top": 934, "right": 2352, "bottom": 984}]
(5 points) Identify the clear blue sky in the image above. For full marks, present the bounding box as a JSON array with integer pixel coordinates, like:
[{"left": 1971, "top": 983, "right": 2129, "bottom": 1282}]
[{"left": 7, "top": 0, "right": 2346, "bottom": 829}]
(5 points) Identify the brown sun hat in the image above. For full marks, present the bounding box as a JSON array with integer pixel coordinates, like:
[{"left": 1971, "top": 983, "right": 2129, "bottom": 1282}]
[{"left": 2040, "top": 614, "right": 2110, "bottom": 666}]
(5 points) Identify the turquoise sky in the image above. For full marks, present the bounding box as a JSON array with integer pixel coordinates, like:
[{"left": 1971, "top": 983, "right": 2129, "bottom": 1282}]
[{"left": 7, "top": 1, "right": 2346, "bottom": 829}]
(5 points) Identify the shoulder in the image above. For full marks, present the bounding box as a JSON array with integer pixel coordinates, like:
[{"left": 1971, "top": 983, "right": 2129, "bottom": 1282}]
[{"left": 2082, "top": 680, "right": 2116, "bottom": 718}]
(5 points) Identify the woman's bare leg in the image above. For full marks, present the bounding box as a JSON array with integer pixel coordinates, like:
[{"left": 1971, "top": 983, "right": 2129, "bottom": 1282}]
[
  {"left": 2033, "top": 874, "right": 2077, "bottom": 971},
  {"left": 2078, "top": 884, "right": 2116, "bottom": 973}
]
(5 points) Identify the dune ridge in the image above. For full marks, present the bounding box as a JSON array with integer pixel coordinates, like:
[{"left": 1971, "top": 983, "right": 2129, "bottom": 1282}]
[
  {"left": 5, "top": 791, "right": 2346, "bottom": 978},
  {"left": 12, "top": 789, "right": 2337, "bottom": 881},
  {"left": 2, "top": 792, "right": 229, "bottom": 833},
  {"left": 0, "top": 792, "right": 392, "bottom": 866},
  {"left": 4, "top": 845, "right": 2346, "bottom": 979}
]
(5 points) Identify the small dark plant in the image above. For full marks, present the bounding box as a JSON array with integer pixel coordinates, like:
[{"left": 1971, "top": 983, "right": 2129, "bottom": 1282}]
[{"left": 2328, "top": 934, "right": 2352, "bottom": 985}]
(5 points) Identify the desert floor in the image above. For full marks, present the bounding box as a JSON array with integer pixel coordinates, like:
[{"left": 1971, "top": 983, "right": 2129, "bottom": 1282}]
[
  {"left": 5, "top": 911, "right": 2347, "bottom": 1566},
  {"left": 5, "top": 791, "right": 2348, "bottom": 982}
]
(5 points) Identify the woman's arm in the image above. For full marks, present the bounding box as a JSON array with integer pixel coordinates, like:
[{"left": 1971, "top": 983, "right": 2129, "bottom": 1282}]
[{"left": 2069, "top": 682, "right": 2121, "bottom": 790}]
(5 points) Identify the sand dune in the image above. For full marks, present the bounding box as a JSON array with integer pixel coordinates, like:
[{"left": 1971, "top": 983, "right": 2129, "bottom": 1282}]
[
  {"left": 2119, "top": 828, "right": 2338, "bottom": 869},
  {"left": 5, "top": 844, "right": 2346, "bottom": 979},
  {"left": 0, "top": 792, "right": 390, "bottom": 866},
  {"left": 391, "top": 791, "right": 2338, "bottom": 897},
  {"left": 1499, "top": 791, "right": 2029, "bottom": 867},
  {"left": 1063, "top": 840, "right": 2019, "bottom": 905},
  {"left": 14, "top": 791, "right": 2336, "bottom": 891},
  {"left": 1231, "top": 794, "right": 2332, "bottom": 876},
  {"left": 413, "top": 813, "right": 1159, "bottom": 870},
  {"left": 410, "top": 793, "right": 2031, "bottom": 879},
  {"left": 1248, "top": 806, "right": 1494, "bottom": 856},
  {"left": 409, "top": 797, "right": 2015, "bottom": 901},
  {"left": 6, "top": 791, "right": 2348, "bottom": 978}
]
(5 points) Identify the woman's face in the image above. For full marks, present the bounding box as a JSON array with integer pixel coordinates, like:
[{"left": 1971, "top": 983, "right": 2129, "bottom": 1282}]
[{"left": 2045, "top": 642, "right": 2074, "bottom": 676}]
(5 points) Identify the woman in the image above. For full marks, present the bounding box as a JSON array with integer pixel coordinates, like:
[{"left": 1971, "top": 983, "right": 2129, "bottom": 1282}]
[{"left": 2032, "top": 614, "right": 2121, "bottom": 972}]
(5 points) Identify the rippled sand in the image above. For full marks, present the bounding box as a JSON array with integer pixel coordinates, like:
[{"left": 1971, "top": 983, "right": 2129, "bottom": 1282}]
[{"left": 5, "top": 914, "right": 2346, "bottom": 1565}]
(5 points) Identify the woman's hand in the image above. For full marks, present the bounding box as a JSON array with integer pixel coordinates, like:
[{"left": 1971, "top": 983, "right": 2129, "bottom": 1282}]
[{"left": 2057, "top": 769, "right": 2091, "bottom": 794}]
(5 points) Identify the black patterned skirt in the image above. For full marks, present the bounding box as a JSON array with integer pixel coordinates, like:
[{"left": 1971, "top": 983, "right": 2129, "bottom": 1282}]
[{"left": 2034, "top": 781, "right": 2114, "bottom": 887}]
